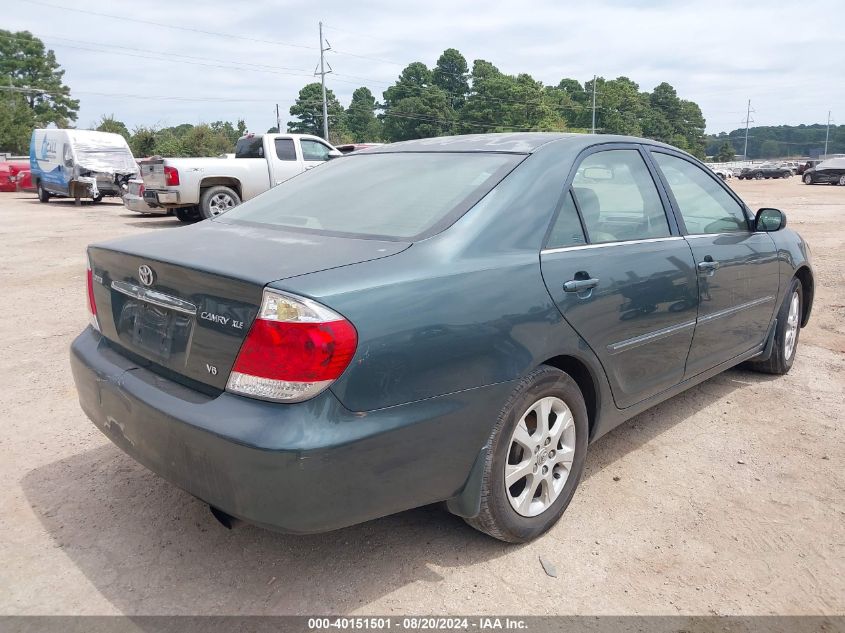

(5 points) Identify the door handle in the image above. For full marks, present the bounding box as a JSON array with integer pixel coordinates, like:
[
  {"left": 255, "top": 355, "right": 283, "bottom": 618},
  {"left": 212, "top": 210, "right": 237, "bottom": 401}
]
[
  {"left": 697, "top": 259, "right": 720, "bottom": 272},
  {"left": 563, "top": 278, "right": 600, "bottom": 293}
]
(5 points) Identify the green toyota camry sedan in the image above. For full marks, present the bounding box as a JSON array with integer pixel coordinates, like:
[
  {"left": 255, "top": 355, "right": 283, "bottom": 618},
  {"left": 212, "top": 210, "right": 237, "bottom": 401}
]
[{"left": 71, "top": 133, "right": 813, "bottom": 542}]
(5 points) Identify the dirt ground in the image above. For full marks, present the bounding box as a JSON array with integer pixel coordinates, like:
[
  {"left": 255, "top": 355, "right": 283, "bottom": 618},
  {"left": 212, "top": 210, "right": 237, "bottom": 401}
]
[{"left": 0, "top": 178, "right": 842, "bottom": 616}]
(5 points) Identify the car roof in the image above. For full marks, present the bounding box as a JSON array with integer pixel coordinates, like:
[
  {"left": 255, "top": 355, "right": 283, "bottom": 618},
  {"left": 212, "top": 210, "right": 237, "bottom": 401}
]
[{"left": 355, "top": 132, "right": 678, "bottom": 155}]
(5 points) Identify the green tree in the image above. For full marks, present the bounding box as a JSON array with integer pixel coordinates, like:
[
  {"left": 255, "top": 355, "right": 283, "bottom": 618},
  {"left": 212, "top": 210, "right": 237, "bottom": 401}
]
[
  {"left": 0, "top": 93, "right": 35, "bottom": 154},
  {"left": 383, "top": 62, "right": 433, "bottom": 107},
  {"left": 715, "top": 141, "right": 736, "bottom": 162},
  {"left": 432, "top": 48, "right": 469, "bottom": 109},
  {"left": 95, "top": 114, "right": 130, "bottom": 140},
  {"left": 130, "top": 126, "right": 158, "bottom": 157},
  {"left": 288, "top": 82, "right": 345, "bottom": 140},
  {"left": 347, "top": 87, "right": 382, "bottom": 142},
  {"left": 460, "top": 63, "right": 564, "bottom": 133},
  {"left": 0, "top": 30, "right": 79, "bottom": 152},
  {"left": 382, "top": 90, "right": 454, "bottom": 141}
]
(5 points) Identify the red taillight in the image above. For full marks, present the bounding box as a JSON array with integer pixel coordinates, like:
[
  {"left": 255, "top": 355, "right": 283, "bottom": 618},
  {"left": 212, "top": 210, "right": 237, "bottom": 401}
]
[
  {"left": 86, "top": 258, "right": 100, "bottom": 331},
  {"left": 138, "top": 183, "right": 145, "bottom": 197},
  {"left": 227, "top": 290, "right": 357, "bottom": 402},
  {"left": 164, "top": 165, "right": 179, "bottom": 186}
]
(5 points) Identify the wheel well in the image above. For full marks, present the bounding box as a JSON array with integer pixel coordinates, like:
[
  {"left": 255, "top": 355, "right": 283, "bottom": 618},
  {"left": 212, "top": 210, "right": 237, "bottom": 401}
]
[
  {"left": 200, "top": 178, "right": 242, "bottom": 198},
  {"left": 794, "top": 266, "right": 814, "bottom": 327},
  {"left": 541, "top": 355, "right": 598, "bottom": 438}
]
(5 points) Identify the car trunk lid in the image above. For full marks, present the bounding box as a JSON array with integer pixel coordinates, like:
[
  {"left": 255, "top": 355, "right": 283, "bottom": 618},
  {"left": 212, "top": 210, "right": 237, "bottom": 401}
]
[{"left": 88, "top": 221, "right": 410, "bottom": 391}]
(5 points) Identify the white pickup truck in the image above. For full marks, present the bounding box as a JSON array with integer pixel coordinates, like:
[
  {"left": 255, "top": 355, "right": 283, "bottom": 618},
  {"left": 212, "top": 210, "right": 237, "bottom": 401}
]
[{"left": 139, "top": 133, "right": 341, "bottom": 221}]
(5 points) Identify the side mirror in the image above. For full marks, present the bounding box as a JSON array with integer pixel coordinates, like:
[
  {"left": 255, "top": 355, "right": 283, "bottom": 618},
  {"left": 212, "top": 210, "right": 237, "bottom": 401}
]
[
  {"left": 327, "top": 149, "right": 343, "bottom": 160},
  {"left": 756, "top": 208, "right": 787, "bottom": 232}
]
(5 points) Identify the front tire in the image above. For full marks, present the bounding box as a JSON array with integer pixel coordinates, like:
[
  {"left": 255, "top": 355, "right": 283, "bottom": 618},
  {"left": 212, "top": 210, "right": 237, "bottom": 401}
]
[
  {"left": 464, "top": 366, "right": 588, "bottom": 543},
  {"left": 37, "top": 182, "right": 50, "bottom": 203},
  {"left": 839, "top": 175, "right": 845, "bottom": 186},
  {"left": 199, "top": 186, "right": 241, "bottom": 219},
  {"left": 746, "top": 278, "right": 802, "bottom": 375},
  {"left": 803, "top": 173, "right": 814, "bottom": 185}
]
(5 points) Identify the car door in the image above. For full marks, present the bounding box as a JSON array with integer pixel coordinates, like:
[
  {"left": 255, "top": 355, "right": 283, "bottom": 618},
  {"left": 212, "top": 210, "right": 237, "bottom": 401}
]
[
  {"left": 269, "top": 136, "right": 302, "bottom": 185},
  {"left": 540, "top": 145, "right": 699, "bottom": 409},
  {"left": 648, "top": 149, "right": 780, "bottom": 378}
]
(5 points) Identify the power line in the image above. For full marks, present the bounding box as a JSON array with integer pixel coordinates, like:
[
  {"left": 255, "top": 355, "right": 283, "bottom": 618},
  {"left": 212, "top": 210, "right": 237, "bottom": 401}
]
[{"left": 17, "top": 0, "right": 317, "bottom": 51}]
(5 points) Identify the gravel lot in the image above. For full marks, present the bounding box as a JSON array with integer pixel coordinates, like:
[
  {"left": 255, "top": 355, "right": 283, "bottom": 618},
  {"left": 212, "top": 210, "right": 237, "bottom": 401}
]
[{"left": 0, "top": 177, "right": 842, "bottom": 616}]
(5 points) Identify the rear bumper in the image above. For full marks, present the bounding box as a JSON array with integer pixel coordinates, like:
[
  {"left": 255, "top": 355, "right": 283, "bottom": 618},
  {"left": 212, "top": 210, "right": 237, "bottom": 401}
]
[
  {"left": 70, "top": 328, "right": 510, "bottom": 533},
  {"left": 124, "top": 193, "right": 166, "bottom": 214},
  {"left": 143, "top": 189, "right": 179, "bottom": 207}
]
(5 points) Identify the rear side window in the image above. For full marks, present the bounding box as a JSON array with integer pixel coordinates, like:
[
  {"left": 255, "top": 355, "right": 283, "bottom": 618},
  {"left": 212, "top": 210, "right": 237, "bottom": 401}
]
[
  {"left": 274, "top": 138, "right": 296, "bottom": 161},
  {"left": 222, "top": 152, "right": 521, "bottom": 240},
  {"left": 572, "top": 149, "right": 670, "bottom": 244},
  {"left": 652, "top": 152, "right": 749, "bottom": 234},
  {"left": 547, "top": 191, "right": 586, "bottom": 248},
  {"left": 235, "top": 136, "right": 264, "bottom": 158}
]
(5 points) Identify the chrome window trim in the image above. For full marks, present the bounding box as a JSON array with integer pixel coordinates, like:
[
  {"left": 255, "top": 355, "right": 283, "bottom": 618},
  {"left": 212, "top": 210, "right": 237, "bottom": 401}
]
[
  {"left": 110, "top": 280, "right": 198, "bottom": 316},
  {"left": 541, "top": 236, "right": 684, "bottom": 255},
  {"left": 684, "top": 232, "right": 752, "bottom": 239},
  {"left": 607, "top": 320, "right": 697, "bottom": 355}
]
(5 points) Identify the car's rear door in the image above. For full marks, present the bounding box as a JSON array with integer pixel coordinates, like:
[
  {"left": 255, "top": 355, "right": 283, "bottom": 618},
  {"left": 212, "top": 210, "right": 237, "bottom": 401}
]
[
  {"left": 268, "top": 136, "right": 304, "bottom": 185},
  {"left": 540, "top": 144, "right": 699, "bottom": 409},
  {"left": 647, "top": 149, "right": 780, "bottom": 378}
]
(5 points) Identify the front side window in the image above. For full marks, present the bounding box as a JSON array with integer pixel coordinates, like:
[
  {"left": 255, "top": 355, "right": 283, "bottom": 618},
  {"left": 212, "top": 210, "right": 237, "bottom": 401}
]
[
  {"left": 301, "top": 139, "right": 331, "bottom": 161},
  {"left": 274, "top": 138, "right": 296, "bottom": 161},
  {"left": 652, "top": 152, "right": 749, "bottom": 234},
  {"left": 571, "top": 149, "right": 670, "bottom": 244}
]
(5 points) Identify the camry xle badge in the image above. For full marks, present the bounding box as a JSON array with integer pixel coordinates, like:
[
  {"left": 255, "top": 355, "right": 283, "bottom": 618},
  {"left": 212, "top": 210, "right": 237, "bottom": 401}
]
[{"left": 138, "top": 264, "right": 155, "bottom": 287}]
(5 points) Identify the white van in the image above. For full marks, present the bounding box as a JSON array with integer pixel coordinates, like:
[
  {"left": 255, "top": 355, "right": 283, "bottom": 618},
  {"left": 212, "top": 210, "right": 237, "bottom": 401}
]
[{"left": 29, "top": 129, "right": 139, "bottom": 204}]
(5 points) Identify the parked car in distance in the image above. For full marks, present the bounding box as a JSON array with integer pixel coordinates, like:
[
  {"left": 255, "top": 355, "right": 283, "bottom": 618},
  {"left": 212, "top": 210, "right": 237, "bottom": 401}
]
[
  {"left": 0, "top": 160, "right": 31, "bottom": 192},
  {"left": 737, "top": 163, "right": 793, "bottom": 179},
  {"left": 30, "top": 129, "right": 139, "bottom": 204},
  {"left": 71, "top": 133, "right": 813, "bottom": 543},
  {"left": 336, "top": 143, "right": 385, "bottom": 154},
  {"left": 796, "top": 160, "right": 821, "bottom": 175},
  {"left": 140, "top": 133, "right": 342, "bottom": 222},
  {"left": 15, "top": 167, "right": 34, "bottom": 192},
  {"left": 802, "top": 157, "right": 845, "bottom": 185},
  {"left": 708, "top": 165, "right": 732, "bottom": 180}
]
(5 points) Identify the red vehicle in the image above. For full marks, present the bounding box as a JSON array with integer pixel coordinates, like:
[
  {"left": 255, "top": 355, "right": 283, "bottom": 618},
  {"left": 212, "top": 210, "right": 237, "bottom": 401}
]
[
  {"left": 15, "top": 167, "right": 34, "bottom": 192},
  {"left": 0, "top": 160, "right": 31, "bottom": 192}
]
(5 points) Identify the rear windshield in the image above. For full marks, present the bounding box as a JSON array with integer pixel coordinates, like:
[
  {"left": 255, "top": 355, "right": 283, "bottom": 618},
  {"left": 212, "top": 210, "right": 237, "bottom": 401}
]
[
  {"left": 220, "top": 152, "right": 522, "bottom": 240},
  {"left": 235, "top": 136, "right": 264, "bottom": 158}
]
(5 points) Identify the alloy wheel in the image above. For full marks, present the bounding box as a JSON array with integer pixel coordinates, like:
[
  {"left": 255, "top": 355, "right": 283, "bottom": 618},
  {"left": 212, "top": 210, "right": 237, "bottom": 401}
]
[
  {"left": 784, "top": 291, "right": 800, "bottom": 360},
  {"left": 839, "top": 175, "right": 845, "bottom": 186},
  {"left": 208, "top": 193, "right": 236, "bottom": 216},
  {"left": 504, "top": 396, "right": 576, "bottom": 517}
]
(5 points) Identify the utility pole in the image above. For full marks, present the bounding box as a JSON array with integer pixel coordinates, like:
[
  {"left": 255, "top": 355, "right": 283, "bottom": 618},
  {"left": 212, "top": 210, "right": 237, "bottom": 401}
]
[
  {"left": 275, "top": 103, "right": 281, "bottom": 134},
  {"left": 315, "top": 21, "right": 332, "bottom": 141},
  {"left": 824, "top": 110, "right": 831, "bottom": 157},
  {"left": 591, "top": 75, "right": 597, "bottom": 134},
  {"left": 742, "top": 99, "right": 754, "bottom": 159}
]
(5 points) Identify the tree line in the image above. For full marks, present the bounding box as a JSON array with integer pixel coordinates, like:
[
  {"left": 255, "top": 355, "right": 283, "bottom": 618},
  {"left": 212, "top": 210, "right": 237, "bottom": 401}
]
[
  {"left": 706, "top": 124, "right": 844, "bottom": 160},
  {"left": 289, "top": 48, "right": 707, "bottom": 158},
  {"left": 3, "top": 29, "right": 707, "bottom": 158}
]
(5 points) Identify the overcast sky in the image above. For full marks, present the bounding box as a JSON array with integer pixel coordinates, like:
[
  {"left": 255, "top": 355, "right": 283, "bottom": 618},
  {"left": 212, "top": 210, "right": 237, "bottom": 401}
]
[{"left": 6, "top": 0, "right": 842, "bottom": 135}]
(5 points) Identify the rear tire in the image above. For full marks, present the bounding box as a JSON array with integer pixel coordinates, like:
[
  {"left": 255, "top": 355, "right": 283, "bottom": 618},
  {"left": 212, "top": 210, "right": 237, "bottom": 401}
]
[
  {"left": 746, "top": 278, "right": 802, "bottom": 375},
  {"left": 199, "top": 186, "right": 241, "bottom": 219},
  {"left": 464, "top": 365, "right": 588, "bottom": 543},
  {"left": 92, "top": 194, "right": 104, "bottom": 203},
  {"left": 37, "top": 182, "right": 50, "bottom": 203},
  {"left": 839, "top": 175, "right": 845, "bottom": 186}
]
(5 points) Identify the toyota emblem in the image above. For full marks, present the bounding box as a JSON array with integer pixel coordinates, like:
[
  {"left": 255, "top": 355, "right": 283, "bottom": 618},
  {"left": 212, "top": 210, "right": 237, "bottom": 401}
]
[{"left": 138, "top": 264, "right": 155, "bottom": 287}]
